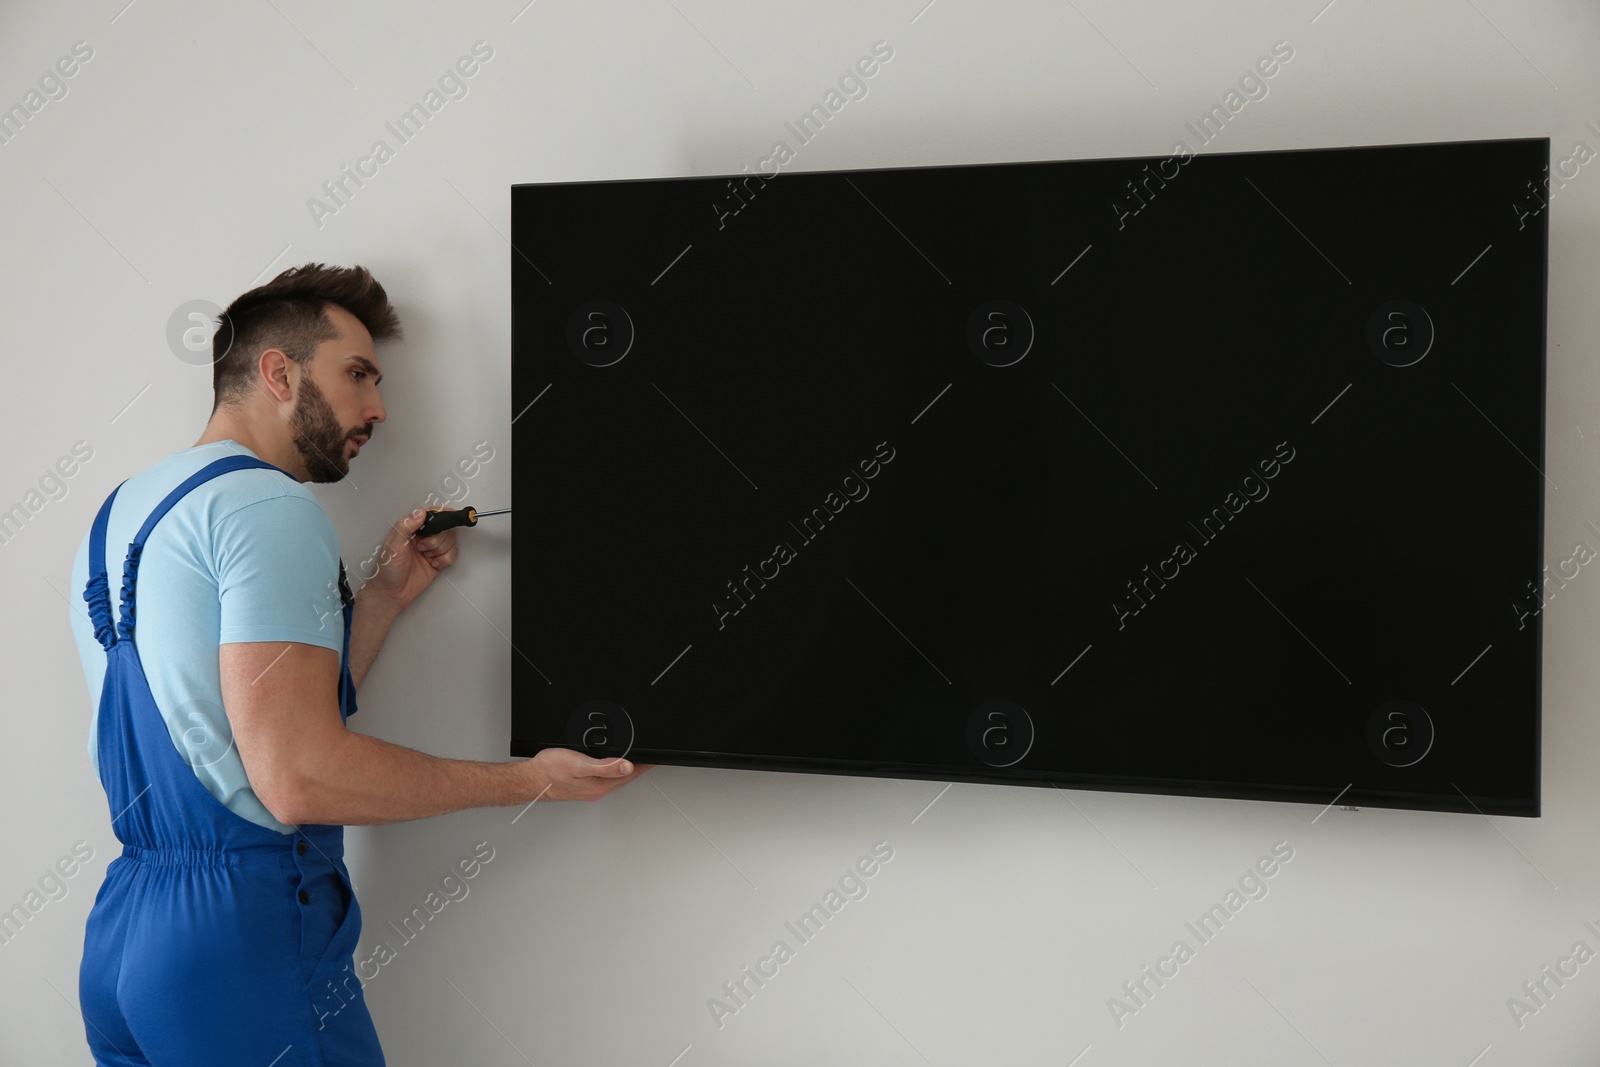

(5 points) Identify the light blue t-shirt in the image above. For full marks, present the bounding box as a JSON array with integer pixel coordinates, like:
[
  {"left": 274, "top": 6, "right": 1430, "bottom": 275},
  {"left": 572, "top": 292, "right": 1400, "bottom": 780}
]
[{"left": 68, "top": 440, "right": 347, "bottom": 833}]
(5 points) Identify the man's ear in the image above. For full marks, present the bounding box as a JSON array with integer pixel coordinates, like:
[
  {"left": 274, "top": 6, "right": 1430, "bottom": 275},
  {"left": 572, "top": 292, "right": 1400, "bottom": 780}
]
[{"left": 258, "top": 347, "right": 295, "bottom": 404}]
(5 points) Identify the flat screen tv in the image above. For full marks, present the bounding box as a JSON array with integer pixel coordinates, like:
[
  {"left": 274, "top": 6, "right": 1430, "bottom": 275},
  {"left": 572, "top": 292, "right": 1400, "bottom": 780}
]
[{"left": 509, "top": 136, "right": 1548, "bottom": 817}]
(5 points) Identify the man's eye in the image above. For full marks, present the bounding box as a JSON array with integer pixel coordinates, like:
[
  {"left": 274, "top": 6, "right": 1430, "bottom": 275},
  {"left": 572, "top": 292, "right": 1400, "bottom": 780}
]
[{"left": 352, "top": 370, "right": 366, "bottom": 381}]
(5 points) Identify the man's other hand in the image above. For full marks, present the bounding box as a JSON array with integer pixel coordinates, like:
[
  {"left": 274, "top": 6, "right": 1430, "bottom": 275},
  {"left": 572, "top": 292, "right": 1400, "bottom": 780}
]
[{"left": 529, "top": 748, "right": 654, "bottom": 802}]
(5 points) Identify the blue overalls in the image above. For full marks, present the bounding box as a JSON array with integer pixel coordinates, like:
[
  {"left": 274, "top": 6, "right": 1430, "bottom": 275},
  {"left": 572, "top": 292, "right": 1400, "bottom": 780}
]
[{"left": 78, "top": 455, "right": 386, "bottom": 1066}]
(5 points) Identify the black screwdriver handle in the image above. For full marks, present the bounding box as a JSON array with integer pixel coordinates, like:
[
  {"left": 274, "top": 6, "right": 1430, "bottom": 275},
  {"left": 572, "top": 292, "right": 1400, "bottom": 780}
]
[{"left": 415, "top": 506, "right": 478, "bottom": 538}]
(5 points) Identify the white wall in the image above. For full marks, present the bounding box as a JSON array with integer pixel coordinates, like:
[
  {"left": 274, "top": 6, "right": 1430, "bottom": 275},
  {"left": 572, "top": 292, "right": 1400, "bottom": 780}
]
[{"left": 3, "top": 1, "right": 1597, "bottom": 1063}]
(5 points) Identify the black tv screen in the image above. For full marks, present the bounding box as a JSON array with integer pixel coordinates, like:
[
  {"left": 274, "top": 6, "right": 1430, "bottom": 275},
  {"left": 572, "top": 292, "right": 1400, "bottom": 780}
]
[{"left": 509, "top": 136, "right": 1548, "bottom": 817}]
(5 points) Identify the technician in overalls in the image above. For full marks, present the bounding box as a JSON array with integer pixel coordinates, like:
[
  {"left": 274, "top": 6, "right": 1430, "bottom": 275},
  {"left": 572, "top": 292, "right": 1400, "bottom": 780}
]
[{"left": 68, "top": 262, "right": 650, "bottom": 1066}]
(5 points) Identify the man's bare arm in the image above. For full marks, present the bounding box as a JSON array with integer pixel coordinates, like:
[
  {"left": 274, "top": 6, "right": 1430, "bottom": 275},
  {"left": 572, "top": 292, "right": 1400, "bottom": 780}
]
[
  {"left": 343, "top": 507, "right": 453, "bottom": 693},
  {"left": 346, "top": 585, "right": 400, "bottom": 691},
  {"left": 221, "top": 641, "right": 646, "bottom": 826}
]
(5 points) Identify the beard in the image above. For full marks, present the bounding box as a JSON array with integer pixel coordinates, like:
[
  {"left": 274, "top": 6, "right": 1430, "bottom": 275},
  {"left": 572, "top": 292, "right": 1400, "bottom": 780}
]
[{"left": 289, "top": 372, "right": 363, "bottom": 483}]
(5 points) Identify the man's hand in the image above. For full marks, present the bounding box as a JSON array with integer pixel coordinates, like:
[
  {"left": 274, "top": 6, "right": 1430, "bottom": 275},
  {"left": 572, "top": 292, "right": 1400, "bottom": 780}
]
[
  {"left": 365, "top": 507, "right": 461, "bottom": 612},
  {"left": 529, "top": 748, "right": 654, "bottom": 802}
]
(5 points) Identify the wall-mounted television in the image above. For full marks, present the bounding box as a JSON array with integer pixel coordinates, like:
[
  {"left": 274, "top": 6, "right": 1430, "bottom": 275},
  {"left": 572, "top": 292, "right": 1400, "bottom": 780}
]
[{"left": 509, "top": 136, "right": 1548, "bottom": 817}]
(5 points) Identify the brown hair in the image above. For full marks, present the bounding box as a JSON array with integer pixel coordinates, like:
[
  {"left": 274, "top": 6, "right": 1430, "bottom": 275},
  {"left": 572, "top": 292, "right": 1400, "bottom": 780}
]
[{"left": 212, "top": 262, "right": 401, "bottom": 409}]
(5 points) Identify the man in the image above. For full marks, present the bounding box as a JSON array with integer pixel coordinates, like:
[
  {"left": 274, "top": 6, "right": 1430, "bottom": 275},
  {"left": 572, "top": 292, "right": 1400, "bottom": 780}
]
[{"left": 67, "top": 262, "right": 648, "bottom": 1066}]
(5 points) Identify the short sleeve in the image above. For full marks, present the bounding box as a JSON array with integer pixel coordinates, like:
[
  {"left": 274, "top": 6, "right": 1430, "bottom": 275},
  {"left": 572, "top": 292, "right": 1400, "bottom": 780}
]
[{"left": 213, "top": 494, "right": 345, "bottom": 652}]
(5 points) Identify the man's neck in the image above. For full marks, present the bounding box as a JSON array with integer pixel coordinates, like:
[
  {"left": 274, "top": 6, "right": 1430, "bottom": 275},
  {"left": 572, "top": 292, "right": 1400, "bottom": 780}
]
[{"left": 193, "top": 417, "right": 306, "bottom": 481}]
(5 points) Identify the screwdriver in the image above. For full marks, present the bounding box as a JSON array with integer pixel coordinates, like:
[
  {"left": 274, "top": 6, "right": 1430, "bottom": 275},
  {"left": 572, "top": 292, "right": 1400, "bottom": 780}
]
[{"left": 413, "top": 506, "right": 510, "bottom": 538}]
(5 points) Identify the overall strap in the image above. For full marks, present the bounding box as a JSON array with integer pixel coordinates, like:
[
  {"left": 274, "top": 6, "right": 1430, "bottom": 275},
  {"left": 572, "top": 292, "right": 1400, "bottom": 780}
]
[
  {"left": 84, "top": 482, "right": 127, "bottom": 651},
  {"left": 113, "top": 455, "right": 297, "bottom": 645}
]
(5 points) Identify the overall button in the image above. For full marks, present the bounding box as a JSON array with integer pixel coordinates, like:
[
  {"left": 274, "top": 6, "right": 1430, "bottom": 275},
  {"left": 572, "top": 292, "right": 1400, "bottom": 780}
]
[
  {"left": 296, "top": 839, "right": 307, "bottom": 856},
  {"left": 298, "top": 889, "right": 311, "bottom": 905}
]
